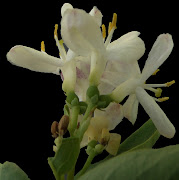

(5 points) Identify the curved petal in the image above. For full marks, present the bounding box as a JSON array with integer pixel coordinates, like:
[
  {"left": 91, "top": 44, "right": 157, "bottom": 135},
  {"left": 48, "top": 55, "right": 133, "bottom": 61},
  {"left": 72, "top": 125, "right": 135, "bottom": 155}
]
[
  {"left": 7, "top": 45, "right": 63, "bottom": 74},
  {"left": 75, "top": 59, "right": 90, "bottom": 101},
  {"left": 106, "top": 133, "right": 121, "bottom": 156},
  {"left": 61, "top": 8, "right": 105, "bottom": 56},
  {"left": 106, "top": 31, "right": 145, "bottom": 63},
  {"left": 123, "top": 94, "right": 139, "bottom": 125},
  {"left": 141, "top": 34, "right": 174, "bottom": 82},
  {"left": 61, "top": 3, "right": 73, "bottom": 17},
  {"left": 89, "top": 6, "right": 103, "bottom": 27},
  {"left": 94, "top": 102, "right": 123, "bottom": 131},
  {"left": 135, "top": 87, "right": 175, "bottom": 138}
]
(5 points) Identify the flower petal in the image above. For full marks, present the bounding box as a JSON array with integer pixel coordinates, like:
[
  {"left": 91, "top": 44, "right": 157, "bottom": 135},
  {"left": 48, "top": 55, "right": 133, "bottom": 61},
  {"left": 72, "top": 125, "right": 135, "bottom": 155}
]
[
  {"left": 94, "top": 102, "right": 123, "bottom": 131},
  {"left": 85, "top": 116, "right": 110, "bottom": 142},
  {"left": 89, "top": 6, "right": 103, "bottom": 27},
  {"left": 106, "top": 31, "right": 145, "bottom": 63},
  {"left": 99, "top": 61, "right": 141, "bottom": 94},
  {"left": 80, "top": 133, "right": 89, "bottom": 148},
  {"left": 110, "top": 78, "right": 140, "bottom": 103},
  {"left": 7, "top": 45, "right": 63, "bottom": 74},
  {"left": 123, "top": 94, "right": 139, "bottom": 125},
  {"left": 61, "top": 60, "right": 76, "bottom": 93},
  {"left": 141, "top": 34, "right": 174, "bottom": 82},
  {"left": 61, "top": 8, "right": 105, "bottom": 56},
  {"left": 61, "top": 3, "right": 73, "bottom": 17},
  {"left": 75, "top": 59, "right": 90, "bottom": 101},
  {"left": 106, "top": 133, "right": 121, "bottom": 156},
  {"left": 135, "top": 87, "right": 175, "bottom": 138}
]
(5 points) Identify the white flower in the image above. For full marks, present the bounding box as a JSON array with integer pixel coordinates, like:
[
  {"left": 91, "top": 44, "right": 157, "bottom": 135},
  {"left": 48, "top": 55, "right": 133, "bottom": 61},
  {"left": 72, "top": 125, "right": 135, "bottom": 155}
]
[
  {"left": 62, "top": 4, "right": 145, "bottom": 100},
  {"left": 110, "top": 34, "right": 175, "bottom": 138},
  {"left": 80, "top": 102, "right": 123, "bottom": 155}
]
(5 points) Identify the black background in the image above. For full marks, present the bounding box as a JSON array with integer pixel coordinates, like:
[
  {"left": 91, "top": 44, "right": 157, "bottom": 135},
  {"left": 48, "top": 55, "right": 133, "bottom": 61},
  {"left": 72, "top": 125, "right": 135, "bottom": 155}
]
[{"left": 0, "top": 0, "right": 178, "bottom": 179}]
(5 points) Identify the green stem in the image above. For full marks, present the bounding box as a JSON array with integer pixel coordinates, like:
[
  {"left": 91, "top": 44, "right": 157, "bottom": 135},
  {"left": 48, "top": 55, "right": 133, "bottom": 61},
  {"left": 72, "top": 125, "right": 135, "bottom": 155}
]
[
  {"left": 76, "top": 103, "right": 96, "bottom": 141},
  {"left": 81, "top": 103, "right": 96, "bottom": 125},
  {"left": 68, "top": 106, "right": 80, "bottom": 136},
  {"left": 76, "top": 150, "right": 97, "bottom": 178},
  {"left": 67, "top": 167, "right": 75, "bottom": 180}
]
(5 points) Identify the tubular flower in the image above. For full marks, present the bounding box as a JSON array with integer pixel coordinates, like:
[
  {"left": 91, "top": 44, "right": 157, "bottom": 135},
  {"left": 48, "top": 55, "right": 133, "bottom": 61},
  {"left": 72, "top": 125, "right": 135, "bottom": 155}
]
[
  {"left": 110, "top": 34, "right": 175, "bottom": 138},
  {"left": 80, "top": 102, "right": 123, "bottom": 155},
  {"left": 63, "top": 4, "right": 145, "bottom": 100},
  {"left": 6, "top": 27, "right": 76, "bottom": 94}
]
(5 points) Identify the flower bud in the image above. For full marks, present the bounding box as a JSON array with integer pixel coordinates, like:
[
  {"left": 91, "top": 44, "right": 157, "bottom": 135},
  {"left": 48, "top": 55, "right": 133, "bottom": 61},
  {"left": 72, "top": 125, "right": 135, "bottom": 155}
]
[
  {"left": 66, "top": 92, "right": 79, "bottom": 106},
  {"left": 86, "top": 86, "right": 99, "bottom": 104},
  {"left": 97, "top": 95, "right": 112, "bottom": 109},
  {"left": 94, "top": 144, "right": 104, "bottom": 154},
  {"left": 58, "top": 115, "right": 69, "bottom": 136},
  {"left": 79, "top": 101, "right": 87, "bottom": 114}
]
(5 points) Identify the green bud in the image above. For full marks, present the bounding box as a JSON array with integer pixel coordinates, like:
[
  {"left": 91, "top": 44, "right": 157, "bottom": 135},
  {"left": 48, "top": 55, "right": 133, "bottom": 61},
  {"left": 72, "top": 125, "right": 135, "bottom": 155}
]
[
  {"left": 79, "top": 101, "right": 87, "bottom": 114},
  {"left": 66, "top": 92, "right": 79, "bottom": 106},
  {"left": 86, "top": 86, "right": 99, "bottom": 104},
  {"left": 95, "top": 144, "right": 104, "bottom": 154},
  {"left": 88, "top": 140, "right": 98, "bottom": 148},
  {"left": 91, "top": 94, "right": 99, "bottom": 104},
  {"left": 86, "top": 146, "right": 94, "bottom": 156},
  {"left": 71, "top": 97, "right": 79, "bottom": 106},
  {"left": 97, "top": 95, "right": 112, "bottom": 109}
]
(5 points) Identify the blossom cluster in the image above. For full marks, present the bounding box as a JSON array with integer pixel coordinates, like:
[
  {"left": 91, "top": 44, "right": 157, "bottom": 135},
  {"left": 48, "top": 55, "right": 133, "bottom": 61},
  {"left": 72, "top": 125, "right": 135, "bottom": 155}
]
[{"left": 7, "top": 3, "right": 175, "bottom": 155}]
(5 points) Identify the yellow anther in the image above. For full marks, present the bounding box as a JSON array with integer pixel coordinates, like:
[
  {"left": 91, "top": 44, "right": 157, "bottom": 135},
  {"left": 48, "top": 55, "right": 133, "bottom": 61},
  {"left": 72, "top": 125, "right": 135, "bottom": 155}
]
[
  {"left": 108, "top": 22, "right": 112, "bottom": 34},
  {"left": 155, "top": 88, "right": 162, "bottom": 97},
  {"left": 112, "top": 13, "right": 117, "bottom": 29},
  {"left": 152, "top": 69, "right": 160, "bottom": 75},
  {"left": 166, "top": 80, "right": 175, "bottom": 87},
  {"left": 41, "top": 41, "right": 45, "bottom": 52},
  {"left": 158, "top": 97, "right": 169, "bottom": 102},
  {"left": 102, "top": 24, "right": 106, "bottom": 39},
  {"left": 54, "top": 24, "right": 58, "bottom": 38}
]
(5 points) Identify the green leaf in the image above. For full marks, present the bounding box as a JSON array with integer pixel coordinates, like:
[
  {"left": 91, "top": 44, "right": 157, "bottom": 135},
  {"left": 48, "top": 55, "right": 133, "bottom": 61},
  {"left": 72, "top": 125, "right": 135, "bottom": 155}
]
[
  {"left": 86, "top": 119, "right": 160, "bottom": 172},
  {"left": 116, "top": 119, "right": 160, "bottom": 154},
  {"left": 0, "top": 161, "right": 30, "bottom": 180},
  {"left": 78, "top": 145, "right": 179, "bottom": 180},
  {"left": 48, "top": 137, "right": 80, "bottom": 179}
]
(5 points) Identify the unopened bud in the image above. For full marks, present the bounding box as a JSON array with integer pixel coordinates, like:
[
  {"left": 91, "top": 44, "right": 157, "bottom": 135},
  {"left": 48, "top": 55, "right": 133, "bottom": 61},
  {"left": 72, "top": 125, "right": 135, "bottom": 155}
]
[
  {"left": 95, "top": 144, "right": 104, "bottom": 154},
  {"left": 79, "top": 101, "right": 87, "bottom": 114},
  {"left": 97, "top": 95, "right": 112, "bottom": 109},
  {"left": 58, "top": 115, "right": 69, "bottom": 136},
  {"left": 66, "top": 92, "right": 79, "bottom": 106},
  {"left": 86, "top": 86, "right": 99, "bottom": 104},
  {"left": 51, "top": 121, "right": 59, "bottom": 138}
]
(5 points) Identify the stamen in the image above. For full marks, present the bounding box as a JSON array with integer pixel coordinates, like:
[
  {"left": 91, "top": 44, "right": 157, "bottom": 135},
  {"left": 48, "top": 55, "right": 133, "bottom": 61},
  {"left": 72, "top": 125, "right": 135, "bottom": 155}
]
[
  {"left": 155, "top": 88, "right": 162, "bottom": 97},
  {"left": 158, "top": 97, "right": 169, "bottom": 102},
  {"left": 41, "top": 41, "right": 45, "bottom": 52},
  {"left": 105, "top": 13, "right": 117, "bottom": 47},
  {"left": 112, "top": 13, "right": 117, "bottom": 30},
  {"left": 54, "top": 24, "right": 58, "bottom": 38},
  {"left": 152, "top": 69, "right": 160, "bottom": 75},
  {"left": 144, "top": 86, "right": 162, "bottom": 97},
  {"left": 54, "top": 24, "right": 66, "bottom": 60},
  {"left": 108, "top": 22, "right": 112, "bottom": 34},
  {"left": 166, "top": 80, "right": 175, "bottom": 87},
  {"left": 102, "top": 24, "right": 106, "bottom": 39}
]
